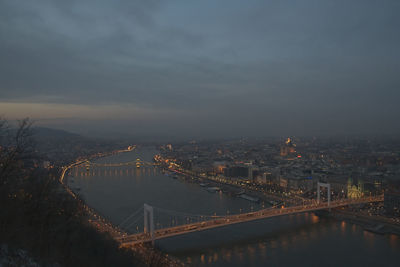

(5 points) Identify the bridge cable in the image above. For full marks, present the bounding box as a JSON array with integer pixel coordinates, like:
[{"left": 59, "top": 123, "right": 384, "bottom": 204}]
[
  {"left": 118, "top": 206, "right": 144, "bottom": 228},
  {"left": 122, "top": 214, "right": 144, "bottom": 232},
  {"left": 153, "top": 206, "right": 226, "bottom": 220}
]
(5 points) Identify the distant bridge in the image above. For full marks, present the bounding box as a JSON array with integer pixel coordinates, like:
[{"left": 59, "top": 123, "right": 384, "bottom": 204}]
[{"left": 84, "top": 159, "right": 156, "bottom": 168}]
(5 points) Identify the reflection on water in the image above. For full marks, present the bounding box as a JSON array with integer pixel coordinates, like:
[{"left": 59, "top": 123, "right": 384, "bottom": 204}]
[
  {"left": 363, "top": 230, "right": 375, "bottom": 248},
  {"left": 71, "top": 148, "right": 400, "bottom": 267},
  {"left": 340, "top": 220, "right": 346, "bottom": 235},
  {"left": 178, "top": 219, "right": 399, "bottom": 267},
  {"left": 310, "top": 213, "right": 319, "bottom": 223},
  {"left": 389, "top": 234, "right": 399, "bottom": 252}
]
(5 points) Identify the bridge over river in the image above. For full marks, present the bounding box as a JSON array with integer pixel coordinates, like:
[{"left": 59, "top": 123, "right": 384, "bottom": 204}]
[
  {"left": 60, "top": 157, "right": 384, "bottom": 248},
  {"left": 118, "top": 195, "right": 383, "bottom": 246}
]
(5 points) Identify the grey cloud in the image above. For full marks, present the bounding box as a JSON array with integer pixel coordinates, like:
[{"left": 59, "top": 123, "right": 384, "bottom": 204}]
[{"left": 0, "top": 0, "right": 399, "bottom": 137}]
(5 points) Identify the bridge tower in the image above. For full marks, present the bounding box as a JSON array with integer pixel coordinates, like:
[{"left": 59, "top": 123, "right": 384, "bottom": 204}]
[
  {"left": 143, "top": 203, "right": 155, "bottom": 245},
  {"left": 136, "top": 158, "right": 141, "bottom": 168},
  {"left": 317, "top": 182, "right": 331, "bottom": 207}
]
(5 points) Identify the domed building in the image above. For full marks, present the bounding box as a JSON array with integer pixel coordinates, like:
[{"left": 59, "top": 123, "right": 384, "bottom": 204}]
[
  {"left": 280, "top": 137, "right": 296, "bottom": 157},
  {"left": 347, "top": 178, "right": 364, "bottom": 199}
]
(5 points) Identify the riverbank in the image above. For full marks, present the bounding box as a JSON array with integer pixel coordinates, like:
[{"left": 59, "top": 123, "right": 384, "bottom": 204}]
[
  {"left": 316, "top": 208, "right": 400, "bottom": 236},
  {"left": 61, "top": 149, "right": 184, "bottom": 267},
  {"left": 164, "top": 169, "right": 286, "bottom": 207}
]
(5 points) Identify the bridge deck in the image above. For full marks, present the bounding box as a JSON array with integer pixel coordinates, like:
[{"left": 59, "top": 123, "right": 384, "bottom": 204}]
[{"left": 119, "top": 196, "right": 383, "bottom": 246}]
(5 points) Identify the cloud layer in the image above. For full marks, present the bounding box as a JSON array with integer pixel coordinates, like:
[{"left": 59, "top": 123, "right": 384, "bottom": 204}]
[{"left": 1, "top": 0, "right": 399, "bottom": 138}]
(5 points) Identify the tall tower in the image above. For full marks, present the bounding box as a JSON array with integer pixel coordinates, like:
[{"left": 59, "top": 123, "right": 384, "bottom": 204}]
[{"left": 280, "top": 137, "right": 296, "bottom": 156}]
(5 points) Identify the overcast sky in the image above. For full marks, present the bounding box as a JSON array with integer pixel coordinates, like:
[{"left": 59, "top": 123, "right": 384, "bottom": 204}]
[{"left": 1, "top": 0, "right": 399, "bottom": 139}]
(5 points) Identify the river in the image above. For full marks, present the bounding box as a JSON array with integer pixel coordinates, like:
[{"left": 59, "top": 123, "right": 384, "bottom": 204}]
[{"left": 68, "top": 147, "right": 400, "bottom": 266}]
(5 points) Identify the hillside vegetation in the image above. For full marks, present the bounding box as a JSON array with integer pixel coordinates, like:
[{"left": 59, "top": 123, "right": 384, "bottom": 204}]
[{"left": 0, "top": 119, "right": 147, "bottom": 266}]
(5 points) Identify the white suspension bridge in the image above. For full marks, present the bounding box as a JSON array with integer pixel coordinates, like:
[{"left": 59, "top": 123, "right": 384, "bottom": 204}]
[
  {"left": 115, "top": 183, "right": 383, "bottom": 246},
  {"left": 60, "top": 161, "right": 384, "bottom": 248}
]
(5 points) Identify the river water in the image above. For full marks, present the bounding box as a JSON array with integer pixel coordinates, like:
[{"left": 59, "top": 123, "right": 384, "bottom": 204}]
[{"left": 69, "top": 148, "right": 400, "bottom": 266}]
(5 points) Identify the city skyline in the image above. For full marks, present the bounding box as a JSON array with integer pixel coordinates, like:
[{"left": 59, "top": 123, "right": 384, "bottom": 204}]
[{"left": 1, "top": 0, "right": 400, "bottom": 138}]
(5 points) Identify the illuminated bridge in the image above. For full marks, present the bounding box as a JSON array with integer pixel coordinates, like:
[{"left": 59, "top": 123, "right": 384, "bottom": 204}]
[
  {"left": 84, "top": 159, "right": 156, "bottom": 168},
  {"left": 61, "top": 158, "right": 159, "bottom": 181},
  {"left": 117, "top": 194, "right": 383, "bottom": 246},
  {"left": 59, "top": 161, "right": 384, "bottom": 247}
]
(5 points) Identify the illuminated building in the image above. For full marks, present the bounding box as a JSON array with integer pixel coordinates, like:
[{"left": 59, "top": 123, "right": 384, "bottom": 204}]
[
  {"left": 280, "top": 137, "right": 296, "bottom": 156},
  {"left": 347, "top": 178, "right": 364, "bottom": 199}
]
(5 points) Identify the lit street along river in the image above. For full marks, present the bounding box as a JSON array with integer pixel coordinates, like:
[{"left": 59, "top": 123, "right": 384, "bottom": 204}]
[{"left": 69, "top": 147, "right": 400, "bottom": 266}]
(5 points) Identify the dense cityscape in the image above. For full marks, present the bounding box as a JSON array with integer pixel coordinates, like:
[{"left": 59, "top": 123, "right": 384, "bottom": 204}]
[{"left": 156, "top": 137, "right": 400, "bottom": 224}]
